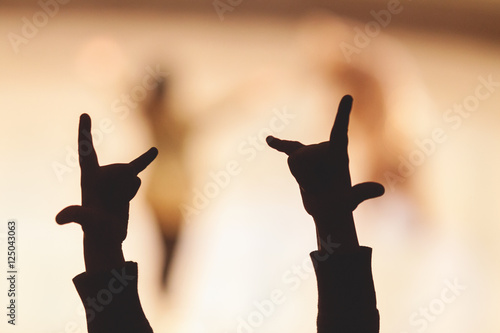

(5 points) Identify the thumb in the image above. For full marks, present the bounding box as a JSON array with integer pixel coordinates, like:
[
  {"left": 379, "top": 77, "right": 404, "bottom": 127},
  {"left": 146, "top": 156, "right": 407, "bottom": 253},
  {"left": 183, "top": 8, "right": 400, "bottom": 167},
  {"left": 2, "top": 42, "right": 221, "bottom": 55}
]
[
  {"left": 56, "top": 205, "right": 99, "bottom": 228},
  {"left": 350, "top": 182, "right": 385, "bottom": 210}
]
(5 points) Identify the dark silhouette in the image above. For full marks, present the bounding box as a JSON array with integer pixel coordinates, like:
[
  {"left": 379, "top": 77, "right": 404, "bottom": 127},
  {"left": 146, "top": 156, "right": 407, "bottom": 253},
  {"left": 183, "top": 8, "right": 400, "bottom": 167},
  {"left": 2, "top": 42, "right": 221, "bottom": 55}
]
[
  {"left": 56, "top": 114, "right": 156, "bottom": 333},
  {"left": 267, "top": 94, "right": 383, "bottom": 332},
  {"left": 57, "top": 95, "right": 383, "bottom": 333}
]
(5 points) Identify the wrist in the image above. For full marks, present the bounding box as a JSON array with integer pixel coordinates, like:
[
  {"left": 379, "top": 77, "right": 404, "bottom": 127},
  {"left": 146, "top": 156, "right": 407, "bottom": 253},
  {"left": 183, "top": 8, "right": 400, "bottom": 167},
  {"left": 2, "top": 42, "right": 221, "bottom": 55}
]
[
  {"left": 313, "top": 212, "right": 359, "bottom": 252},
  {"left": 83, "top": 236, "right": 125, "bottom": 274}
]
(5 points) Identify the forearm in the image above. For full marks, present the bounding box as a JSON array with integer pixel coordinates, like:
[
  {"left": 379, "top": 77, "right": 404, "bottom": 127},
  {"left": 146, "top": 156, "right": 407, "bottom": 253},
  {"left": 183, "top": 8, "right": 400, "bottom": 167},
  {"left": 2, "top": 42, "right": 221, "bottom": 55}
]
[
  {"left": 313, "top": 211, "right": 359, "bottom": 253},
  {"left": 79, "top": 234, "right": 152, "bottom": 333},
  {"left": 311, "top": 212, "right": 379, "bottom": 332}
]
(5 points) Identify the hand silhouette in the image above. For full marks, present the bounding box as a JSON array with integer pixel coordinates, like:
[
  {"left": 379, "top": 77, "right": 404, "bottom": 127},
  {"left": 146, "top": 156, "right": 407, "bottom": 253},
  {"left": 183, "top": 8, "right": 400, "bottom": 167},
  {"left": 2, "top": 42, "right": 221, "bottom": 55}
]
[
  {"left": 267, "top": 95, "right": 384, "bottom": 249},
  {"left": 56, "top": 114, "right": 158, "bottom": 247}
]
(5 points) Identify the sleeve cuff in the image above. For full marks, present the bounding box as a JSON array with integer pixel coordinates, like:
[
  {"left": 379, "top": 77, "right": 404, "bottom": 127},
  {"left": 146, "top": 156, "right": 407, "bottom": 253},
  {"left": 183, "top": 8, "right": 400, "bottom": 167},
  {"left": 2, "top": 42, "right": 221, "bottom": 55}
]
[
  {"left": 310, "top": 246, "right": 379, "bottom": 333},
  {"left": 73, "top": 261, "right": 153, "bottom": 333}
]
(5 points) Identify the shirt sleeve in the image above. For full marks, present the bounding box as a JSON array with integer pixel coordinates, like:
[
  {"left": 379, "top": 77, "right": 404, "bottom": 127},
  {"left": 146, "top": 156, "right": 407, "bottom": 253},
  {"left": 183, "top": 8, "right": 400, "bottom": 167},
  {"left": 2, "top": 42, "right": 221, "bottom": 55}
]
[
  {"left": 310, "top": 246, "right": 379, "bottom": 333},
  {"left": 72, "top": 261, "right": 154, "bottom": 333}
]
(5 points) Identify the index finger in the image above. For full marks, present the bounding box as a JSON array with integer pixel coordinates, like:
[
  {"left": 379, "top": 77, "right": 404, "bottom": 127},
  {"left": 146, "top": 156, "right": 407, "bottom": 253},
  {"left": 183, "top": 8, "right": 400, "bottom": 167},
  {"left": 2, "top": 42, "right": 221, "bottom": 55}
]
[
  {"left": 129, "top": 147, "right": 158, "bottom": 174},
  {"left": 329, "top": 95, "right": 353, "bottom": 151},
  {"left": 78, "top": 113, "right": 99, "bottom": 173}
]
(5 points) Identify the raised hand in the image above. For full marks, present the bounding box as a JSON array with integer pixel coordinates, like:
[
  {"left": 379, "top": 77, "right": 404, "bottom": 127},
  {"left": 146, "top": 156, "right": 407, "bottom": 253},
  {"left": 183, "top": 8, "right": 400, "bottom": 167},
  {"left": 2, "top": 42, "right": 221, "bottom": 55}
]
[
  {"left": 267, "top": 95, "right": 384, "bottom": 250},
  {"left": 56, "top": 114, "right": 158, "bottom": 247}
]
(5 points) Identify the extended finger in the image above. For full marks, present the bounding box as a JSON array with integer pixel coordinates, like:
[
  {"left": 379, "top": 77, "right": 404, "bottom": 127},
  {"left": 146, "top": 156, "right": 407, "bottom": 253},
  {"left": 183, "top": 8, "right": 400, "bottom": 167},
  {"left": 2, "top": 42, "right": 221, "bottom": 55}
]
[
  {"left": 266, "top": 136, "right": 305, "bottom": 156},
  {"left": 56, "top": 205, "right": 96, "bottom": 226},
  {"left": 78, "top": 114, "right": 99, "bottom": 173},
  {"left": 129, "top": 147, "right": 158, "bottom": 174},
  {"left": 349, "top": 182, "right": 385, "bottom": 210},
  {"left": 56, "top": 205, "right": 118, "bottom": 237},
  {"left": 329, "top": 95, "right": 353, "bottom": 151}
]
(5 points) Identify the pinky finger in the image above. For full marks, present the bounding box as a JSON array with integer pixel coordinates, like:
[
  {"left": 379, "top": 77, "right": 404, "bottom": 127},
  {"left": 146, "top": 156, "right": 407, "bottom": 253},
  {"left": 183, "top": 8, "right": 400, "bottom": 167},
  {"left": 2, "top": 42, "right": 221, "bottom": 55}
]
[{"left": 266, "top": 136, "right": 305, "bottom": 156}]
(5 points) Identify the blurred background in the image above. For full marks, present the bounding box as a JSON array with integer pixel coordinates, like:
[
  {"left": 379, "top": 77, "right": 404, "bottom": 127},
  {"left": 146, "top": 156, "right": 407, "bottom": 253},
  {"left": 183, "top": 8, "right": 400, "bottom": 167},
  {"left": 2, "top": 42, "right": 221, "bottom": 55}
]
[{"left": 0, "top": 0, "right": 499, "bottom": 332}]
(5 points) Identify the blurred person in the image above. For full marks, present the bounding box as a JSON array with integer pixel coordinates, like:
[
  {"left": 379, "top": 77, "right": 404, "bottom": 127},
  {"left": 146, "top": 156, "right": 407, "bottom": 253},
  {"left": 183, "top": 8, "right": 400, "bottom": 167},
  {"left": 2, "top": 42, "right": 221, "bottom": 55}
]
[
  {"left": 141, "top": 75, "right": 191, "bottom": 288},
  {"left": 138, "top": 13, "right": 430, "bottom": 332}
]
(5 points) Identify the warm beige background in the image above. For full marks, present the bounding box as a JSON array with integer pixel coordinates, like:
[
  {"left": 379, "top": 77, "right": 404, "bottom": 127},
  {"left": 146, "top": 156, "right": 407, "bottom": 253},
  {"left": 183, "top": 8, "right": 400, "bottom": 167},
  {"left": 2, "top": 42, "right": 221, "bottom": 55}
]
[{"left": 0, "top": 2, "right": 499, "bottom": 333}]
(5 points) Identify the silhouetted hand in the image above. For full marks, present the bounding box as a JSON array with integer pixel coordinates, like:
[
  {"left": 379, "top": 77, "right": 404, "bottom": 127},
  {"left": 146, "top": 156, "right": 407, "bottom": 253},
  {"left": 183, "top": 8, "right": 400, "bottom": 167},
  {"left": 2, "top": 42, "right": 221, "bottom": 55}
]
[
  {"left": 56, "top": 114, "right": 158, "bottom": 249},
  {"left": 267, "top": 95, "right": 384, "bottom": 250}
]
